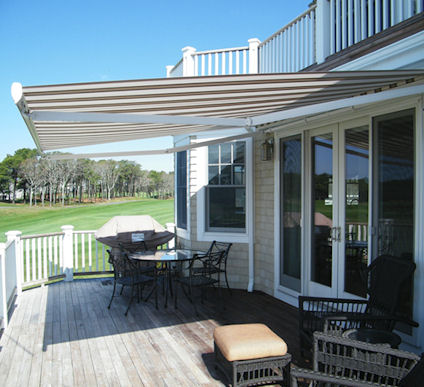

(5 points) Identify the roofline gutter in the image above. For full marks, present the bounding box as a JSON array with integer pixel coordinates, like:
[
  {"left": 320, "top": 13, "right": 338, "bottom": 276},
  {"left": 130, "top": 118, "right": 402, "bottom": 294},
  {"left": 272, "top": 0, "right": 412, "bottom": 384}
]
[{"left": 11, "top": 83, "right": 43, "bottom": 152}]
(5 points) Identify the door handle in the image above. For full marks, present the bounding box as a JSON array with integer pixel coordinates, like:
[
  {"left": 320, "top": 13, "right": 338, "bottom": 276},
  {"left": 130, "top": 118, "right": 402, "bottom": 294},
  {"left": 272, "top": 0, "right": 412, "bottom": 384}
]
[{"left": 331, "top": 227, "right": 342, "bottom": 242}]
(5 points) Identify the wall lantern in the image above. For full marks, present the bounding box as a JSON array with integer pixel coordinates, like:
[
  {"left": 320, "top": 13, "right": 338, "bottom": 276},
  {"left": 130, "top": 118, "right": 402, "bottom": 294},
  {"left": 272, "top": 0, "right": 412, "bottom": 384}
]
[{"left": 261, "top": 138, "right": 274, "bottom": 161}]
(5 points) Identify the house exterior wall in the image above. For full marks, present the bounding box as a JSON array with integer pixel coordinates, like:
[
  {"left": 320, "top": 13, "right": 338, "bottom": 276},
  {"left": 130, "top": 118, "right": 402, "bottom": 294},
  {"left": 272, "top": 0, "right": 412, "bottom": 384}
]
[{"left": 253, "top": 138, "right": 275, "bottom": 295}]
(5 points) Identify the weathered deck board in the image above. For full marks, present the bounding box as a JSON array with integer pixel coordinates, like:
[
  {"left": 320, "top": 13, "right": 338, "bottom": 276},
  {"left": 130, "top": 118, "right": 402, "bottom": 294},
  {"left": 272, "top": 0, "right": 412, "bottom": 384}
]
[{"left": 0, "top": 279, "right": 301, "bottom": 386}]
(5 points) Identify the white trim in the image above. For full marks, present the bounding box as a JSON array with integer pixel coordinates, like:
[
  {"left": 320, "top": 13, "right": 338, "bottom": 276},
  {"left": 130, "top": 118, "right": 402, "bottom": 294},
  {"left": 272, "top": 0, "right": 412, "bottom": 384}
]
[
  {"left": 251, "top": 84, "right": 424, "bottom": 127},
  {"left": 31, "top": 110, "right": 247, "bottom": 128},
  {"left": 334, "top": 31, "right": 424, "bottom": 71}
]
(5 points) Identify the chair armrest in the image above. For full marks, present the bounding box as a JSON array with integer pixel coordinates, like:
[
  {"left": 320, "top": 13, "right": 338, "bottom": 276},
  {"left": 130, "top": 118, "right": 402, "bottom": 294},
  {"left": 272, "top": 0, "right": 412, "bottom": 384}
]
[{"left": 323, "top": 313, "right": 419, "bottom": 329}]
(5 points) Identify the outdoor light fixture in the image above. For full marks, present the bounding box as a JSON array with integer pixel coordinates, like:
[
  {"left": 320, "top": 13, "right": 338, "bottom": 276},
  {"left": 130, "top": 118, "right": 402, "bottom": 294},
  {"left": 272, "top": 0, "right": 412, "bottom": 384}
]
[{"left": 261, "top": 138, "right": 274, "bottom": 161}]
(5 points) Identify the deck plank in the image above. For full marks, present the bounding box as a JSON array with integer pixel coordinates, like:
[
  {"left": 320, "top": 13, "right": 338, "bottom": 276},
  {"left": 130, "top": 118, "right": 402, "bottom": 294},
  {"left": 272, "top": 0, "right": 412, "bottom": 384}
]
[{"left": 0, "top": 279, "right": 300, "bottom": 386}]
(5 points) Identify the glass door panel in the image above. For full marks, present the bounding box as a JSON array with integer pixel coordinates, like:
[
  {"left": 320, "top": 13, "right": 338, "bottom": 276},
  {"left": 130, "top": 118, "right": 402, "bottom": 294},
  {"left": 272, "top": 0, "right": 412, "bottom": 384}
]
[
  {"left": 373, "top": 109, "right": 415, "bottom": 323},
  {"left": 311, "top": 134, "right": 333, "bottom": 287},
  {"left": 344, "top": 126, "right": 369, "bottom": 297},
  {"left": 280, "top": 136, "right": 302, "bottom": 292}
]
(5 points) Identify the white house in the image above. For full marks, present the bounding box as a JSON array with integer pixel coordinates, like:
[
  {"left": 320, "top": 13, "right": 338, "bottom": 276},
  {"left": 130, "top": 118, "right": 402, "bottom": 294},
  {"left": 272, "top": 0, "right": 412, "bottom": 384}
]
[{"left": 11, "top": 0, "right": 424, "bottom": 352}]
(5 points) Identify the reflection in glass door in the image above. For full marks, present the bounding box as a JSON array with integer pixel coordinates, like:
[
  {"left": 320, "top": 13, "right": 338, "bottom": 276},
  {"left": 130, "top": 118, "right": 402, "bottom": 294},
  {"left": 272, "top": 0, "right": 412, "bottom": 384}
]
[
  {"left": 311, "top": 134, "right": 333, "bottom": 288},
  {"left": 344, "top": 126, "right": 369, "bottom": 297}
]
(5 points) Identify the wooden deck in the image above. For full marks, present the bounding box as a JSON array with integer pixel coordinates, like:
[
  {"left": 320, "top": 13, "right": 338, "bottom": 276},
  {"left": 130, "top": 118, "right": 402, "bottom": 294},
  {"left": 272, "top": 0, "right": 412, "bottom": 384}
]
[{"left": 0, "top": 279, "right": 301, "bottom": 386}]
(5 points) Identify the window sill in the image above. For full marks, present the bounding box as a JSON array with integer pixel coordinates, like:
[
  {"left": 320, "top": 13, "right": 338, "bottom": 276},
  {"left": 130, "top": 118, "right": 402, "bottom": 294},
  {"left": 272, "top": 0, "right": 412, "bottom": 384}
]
[{"left": 197, "top": 230, "right": 249, "bottom": 244}]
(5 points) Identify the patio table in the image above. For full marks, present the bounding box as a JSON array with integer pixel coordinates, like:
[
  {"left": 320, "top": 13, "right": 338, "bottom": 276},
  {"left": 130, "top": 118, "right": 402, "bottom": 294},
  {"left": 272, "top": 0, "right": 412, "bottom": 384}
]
[{"left": 129, "top": 249, "right": 206, "bottom": 309}]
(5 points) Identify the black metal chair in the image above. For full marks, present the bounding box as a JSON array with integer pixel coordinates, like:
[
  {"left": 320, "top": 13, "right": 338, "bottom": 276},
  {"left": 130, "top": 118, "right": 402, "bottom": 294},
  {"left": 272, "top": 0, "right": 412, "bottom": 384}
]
[
  {"left": 192, "top": 241, "right": 233, "bottom": 293},
  {"left": 299, "top": 254, "right": 418, "bottom": 354},
  {"left": 291, "top": 331, "right": 423, "bottom": 386},
  {"left": 107, "top": 250, "right": 153, "bottom": 316},
  {"left": 174, "top": 251, "right": 223, "bottom": 315}
]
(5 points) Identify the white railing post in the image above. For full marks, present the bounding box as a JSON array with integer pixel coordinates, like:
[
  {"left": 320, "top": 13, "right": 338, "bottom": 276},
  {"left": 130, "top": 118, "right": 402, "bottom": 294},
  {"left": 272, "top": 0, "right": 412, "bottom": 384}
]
[
  {"left": 0, "top": 242, "right": 7, "bottom": 328},
  {"left": 316, "top": 0, "right": 331, "bottom": 64},
  {"left": 248, "top": 38, "right": 260, "bottom": 74},
  {"left": 166, "top": 223, "right": 176, "bottom": 249},
  {"left": 182, "top": 46, "right": 196, "bottom": 76},
  {"left": 6, "top": 231, "right": 22, "bottom": 295},
  {"left": 61, "top": 225, "right": 74, "bottom": 281},
  {"left": 166, "top": 65, "right": 174, "bottom": 78}
]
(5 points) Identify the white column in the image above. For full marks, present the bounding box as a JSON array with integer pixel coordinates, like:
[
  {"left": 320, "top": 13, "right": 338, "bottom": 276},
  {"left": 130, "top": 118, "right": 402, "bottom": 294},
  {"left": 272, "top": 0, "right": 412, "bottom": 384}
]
[
  {"left": 248, "top": 38, "right": 260, "bottom": 74},
  {"left": 182, "top": 46, "right": 196, "bottom": 76},
  {"left": 61, "top": 225, "right": 74, "bottom": 281},
  {"left": 166, "top": 223, "right": 176, "bottom": 249},
  {"left": 6, "top": 231, "right": 22, "bottom": 295},
  {"left": 316, "top": 0, "right": 331, "bottom": 64}
]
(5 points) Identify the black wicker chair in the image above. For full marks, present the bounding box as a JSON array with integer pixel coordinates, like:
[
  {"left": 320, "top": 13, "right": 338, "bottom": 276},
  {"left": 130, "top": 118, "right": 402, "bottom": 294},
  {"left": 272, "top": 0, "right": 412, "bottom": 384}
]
[
  {"left": 174, "top": 250, "right": 223, "bottom": 315},
  {"left": 291, "top": 331, "right": 422, "bottom": 386},
  {"left": 192, "top": 241, "right": 233, "bottom": 293},
  {"left": 107, "top": 250, "right": 153, "bottom": 316},
  {"left": 299, "top": 255, "right": 418, "bottom": 354}
]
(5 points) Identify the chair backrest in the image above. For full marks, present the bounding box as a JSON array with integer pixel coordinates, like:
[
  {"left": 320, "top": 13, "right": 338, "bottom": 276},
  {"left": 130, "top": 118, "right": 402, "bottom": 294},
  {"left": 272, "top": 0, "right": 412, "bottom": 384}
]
[
  {"left": 313, "top": 331, "right": 420, "bottom": 386},
  {"left": 107, "top": 250, "right": 137, "bottom": 279},
  {"left": 366, "top": 255, "right": 416, "bottom": 320},
  {"left": 208, "top": 241, "right": 232, "bottom": 265}
]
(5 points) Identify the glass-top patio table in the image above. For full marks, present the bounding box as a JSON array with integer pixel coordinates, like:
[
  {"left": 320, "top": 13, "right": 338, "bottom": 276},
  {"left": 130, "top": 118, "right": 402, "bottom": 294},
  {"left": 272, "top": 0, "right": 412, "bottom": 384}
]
[{"left": 128, "top": 249, "right": 206, "bottom": 308}]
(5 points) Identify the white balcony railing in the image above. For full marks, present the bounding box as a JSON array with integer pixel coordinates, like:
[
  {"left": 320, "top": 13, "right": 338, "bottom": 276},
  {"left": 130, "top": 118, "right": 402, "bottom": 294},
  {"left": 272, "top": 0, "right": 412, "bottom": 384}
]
[
  {"left": 329, "top": 0, "right": 424, "bottom": 56},
  {"left": 167, "top": 0, "right": 424, "bottom": 77},
  {"left": 259, "top": 4, "right": 317, "bottom": 73}
]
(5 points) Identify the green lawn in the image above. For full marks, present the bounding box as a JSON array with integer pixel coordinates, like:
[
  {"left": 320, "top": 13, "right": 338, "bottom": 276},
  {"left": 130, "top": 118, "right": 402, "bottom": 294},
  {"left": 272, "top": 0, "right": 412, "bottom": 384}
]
[{"left": 0, "top": 199, "right": 174, "bottom": 243}]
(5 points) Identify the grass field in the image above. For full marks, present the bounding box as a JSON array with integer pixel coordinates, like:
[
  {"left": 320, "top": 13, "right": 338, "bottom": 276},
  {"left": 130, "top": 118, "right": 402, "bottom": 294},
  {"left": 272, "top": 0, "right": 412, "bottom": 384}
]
[{"left": 0, "top": 199, "right": 174, "bottom": 243}]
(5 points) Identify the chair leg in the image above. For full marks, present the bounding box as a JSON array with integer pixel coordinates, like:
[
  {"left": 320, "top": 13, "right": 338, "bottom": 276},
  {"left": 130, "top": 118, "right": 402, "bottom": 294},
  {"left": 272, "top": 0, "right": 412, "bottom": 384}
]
[
  {"left": 125, "top": 284, "right": 136, "bottom": 316},
  {"left": 120, "top": 284, "right": 125, "bottom": 295},
  {"left": 108, "top": 280, "right": 117, "bottom": 309},
  {"left": 224, "top": 271, "right": 232, "bottom": 295}
]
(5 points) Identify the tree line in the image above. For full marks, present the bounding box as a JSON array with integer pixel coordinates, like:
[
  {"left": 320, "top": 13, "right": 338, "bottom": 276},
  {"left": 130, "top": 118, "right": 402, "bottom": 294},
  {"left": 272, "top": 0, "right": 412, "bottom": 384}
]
[{"left": 0, "top": 148, "right": 174, "bottom": 206}]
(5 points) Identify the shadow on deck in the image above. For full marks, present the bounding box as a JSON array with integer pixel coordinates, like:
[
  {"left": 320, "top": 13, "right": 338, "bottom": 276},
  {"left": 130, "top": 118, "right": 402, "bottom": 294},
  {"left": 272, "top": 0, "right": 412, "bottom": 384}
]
[{"left": 0, "top": 278, "right": 302, "bottom": 386}]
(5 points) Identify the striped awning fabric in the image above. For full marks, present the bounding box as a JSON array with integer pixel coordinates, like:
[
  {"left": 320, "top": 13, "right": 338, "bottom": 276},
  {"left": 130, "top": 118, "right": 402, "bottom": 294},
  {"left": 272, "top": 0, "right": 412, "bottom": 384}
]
[{"left": 12, "top": 71, "right": 424, "bottom": 152}]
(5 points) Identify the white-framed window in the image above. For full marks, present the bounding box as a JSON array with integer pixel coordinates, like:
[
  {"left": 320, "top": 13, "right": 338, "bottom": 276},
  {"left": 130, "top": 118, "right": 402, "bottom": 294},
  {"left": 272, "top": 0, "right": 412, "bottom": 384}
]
[
  {"left": 206, "top": 142, "right": 246, "bottom": 232},
  {"left": 197, "top": 137, "right": 252, "bottom": 243}
]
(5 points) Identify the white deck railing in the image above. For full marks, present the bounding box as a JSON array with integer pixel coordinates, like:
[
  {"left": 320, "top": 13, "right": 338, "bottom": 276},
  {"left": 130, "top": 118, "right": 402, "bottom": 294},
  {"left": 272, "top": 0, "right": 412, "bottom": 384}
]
[
  {"left": 194, "top": 46, "right": 250, "bottom": 76},
  {"left": 167, "top": 0, "right": 423, "bottom": 76},
  {"left": 259, "top": 5, "right": 317, "bottom": 73}
]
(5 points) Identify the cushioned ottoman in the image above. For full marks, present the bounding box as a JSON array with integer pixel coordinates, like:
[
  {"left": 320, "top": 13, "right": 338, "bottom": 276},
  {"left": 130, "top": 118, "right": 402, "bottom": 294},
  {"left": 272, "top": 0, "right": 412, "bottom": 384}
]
[{"left": 213, "top": 323, "right": 291, "bottom": 386}]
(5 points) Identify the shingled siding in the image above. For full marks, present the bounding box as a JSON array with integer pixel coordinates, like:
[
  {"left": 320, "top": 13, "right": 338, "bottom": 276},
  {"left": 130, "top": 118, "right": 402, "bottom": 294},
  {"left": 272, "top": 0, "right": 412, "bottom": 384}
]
[
  {"left": 176, "top": 140, "right": 250, "bottom": 291},
  {"left": 254, "top": 137, "right": 276, "bottom": 295}
]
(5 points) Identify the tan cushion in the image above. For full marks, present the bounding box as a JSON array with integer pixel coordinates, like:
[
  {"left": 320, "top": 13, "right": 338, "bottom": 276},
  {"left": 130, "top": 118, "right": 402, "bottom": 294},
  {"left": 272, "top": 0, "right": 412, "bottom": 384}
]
[{"left": 213, "top": 323, "right": 287, "bottom": 362}]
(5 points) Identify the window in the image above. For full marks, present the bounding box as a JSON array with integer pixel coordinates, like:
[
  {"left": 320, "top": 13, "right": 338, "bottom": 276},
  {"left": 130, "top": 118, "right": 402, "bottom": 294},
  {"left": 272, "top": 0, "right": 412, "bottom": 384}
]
[
  {"left": 176, "top": 151, "right": 187, "bottom": 229},
  {"left": 206, "top": 142, "right": 246, "bottom": 232}
]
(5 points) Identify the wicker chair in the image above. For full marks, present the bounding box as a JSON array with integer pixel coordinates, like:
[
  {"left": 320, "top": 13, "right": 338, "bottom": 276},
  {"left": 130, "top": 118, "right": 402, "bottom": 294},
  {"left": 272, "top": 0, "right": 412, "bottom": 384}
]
[
  {"left": 192, "top": 241, "right": 233, "bottom": 293},
  {"left": 299, "top": 255, "right": 418, "bottom": 354},
  {"left": 107, "top": 250, "right": 153, "bottom": 316},
  {"left": 291, "top": 331, "right": 422, "bottom": 386}
]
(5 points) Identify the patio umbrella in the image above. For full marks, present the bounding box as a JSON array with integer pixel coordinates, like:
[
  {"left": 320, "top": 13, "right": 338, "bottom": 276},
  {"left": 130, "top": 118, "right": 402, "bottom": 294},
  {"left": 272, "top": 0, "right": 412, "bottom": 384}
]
[{"left": 95, "top": 215, "right": 174, "bottom": 252}]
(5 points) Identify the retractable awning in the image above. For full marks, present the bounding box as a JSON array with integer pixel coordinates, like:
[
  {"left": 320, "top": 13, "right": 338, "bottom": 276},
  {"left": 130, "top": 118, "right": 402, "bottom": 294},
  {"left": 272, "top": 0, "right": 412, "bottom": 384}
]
[{"left": 12, "top": 71, "right": 424, "bottom": 157}]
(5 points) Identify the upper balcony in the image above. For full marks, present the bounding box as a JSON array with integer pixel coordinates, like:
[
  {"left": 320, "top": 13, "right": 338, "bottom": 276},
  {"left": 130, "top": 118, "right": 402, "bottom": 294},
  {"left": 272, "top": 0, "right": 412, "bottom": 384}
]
[{"left": 167, "top": 0, "right": 424, "bottom": 77}]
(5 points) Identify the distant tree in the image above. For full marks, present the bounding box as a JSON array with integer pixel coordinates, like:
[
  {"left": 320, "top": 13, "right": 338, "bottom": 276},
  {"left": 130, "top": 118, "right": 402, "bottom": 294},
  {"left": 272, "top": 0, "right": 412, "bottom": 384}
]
[
  {"left": 96, "top": 160, "right": 119, "bottom": 200},
  {"left": 3, "top": 148, "right": 37, "bottom": 203},
  {"left": 20, "top": 157, "right": 43, "bottom": 206}
]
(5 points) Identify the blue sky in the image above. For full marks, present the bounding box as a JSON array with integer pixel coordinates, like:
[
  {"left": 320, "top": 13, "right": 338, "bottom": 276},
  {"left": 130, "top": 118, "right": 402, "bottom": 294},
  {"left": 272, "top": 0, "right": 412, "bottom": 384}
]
[{"left": 1, "top": 0, "right": 311, "bottom": 172}]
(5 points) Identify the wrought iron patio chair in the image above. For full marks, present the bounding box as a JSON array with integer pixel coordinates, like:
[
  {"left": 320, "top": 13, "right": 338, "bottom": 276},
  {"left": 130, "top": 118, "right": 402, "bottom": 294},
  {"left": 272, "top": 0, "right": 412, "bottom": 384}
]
[
  {"left": 107, "top": 250, "right": 153, "bottom": 316},
  {"left": 192, "top": 240, "right": 233, "bottom": 293},
  {"left": 291, "top": 331, "right": 423, "bottom": 386},
  {"left": 174, "top": 250, "right": 223, "bottom": 315},
  {"left": 299, "top": 255, "right": 418, "bottom": 354}
]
